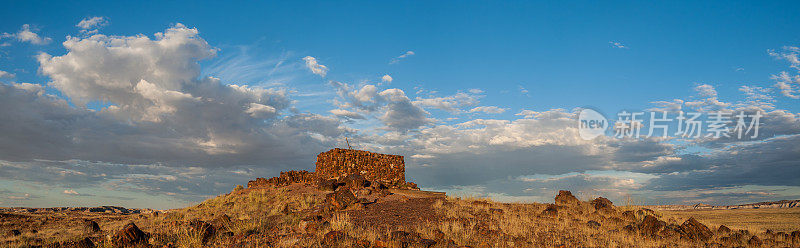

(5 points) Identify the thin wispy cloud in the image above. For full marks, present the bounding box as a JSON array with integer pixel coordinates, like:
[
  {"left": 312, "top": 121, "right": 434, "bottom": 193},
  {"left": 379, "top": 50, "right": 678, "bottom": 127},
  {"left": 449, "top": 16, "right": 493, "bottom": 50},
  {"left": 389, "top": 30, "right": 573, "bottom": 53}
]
[
  {"left": 609, "top": 41, "right": 627, "bottom": 49},
  {"left": 390, "top": 51, "right": 415, "bottom": 64}
]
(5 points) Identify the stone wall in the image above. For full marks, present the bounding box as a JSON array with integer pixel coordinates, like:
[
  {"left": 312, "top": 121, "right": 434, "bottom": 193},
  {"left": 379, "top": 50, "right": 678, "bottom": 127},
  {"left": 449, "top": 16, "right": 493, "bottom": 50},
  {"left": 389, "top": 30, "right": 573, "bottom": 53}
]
[
  {"left": 247, "top": 170, "right": 316, "bottom": 188},
  {"left": 315, "top": 148, "right": 405, "bottom": 185}
]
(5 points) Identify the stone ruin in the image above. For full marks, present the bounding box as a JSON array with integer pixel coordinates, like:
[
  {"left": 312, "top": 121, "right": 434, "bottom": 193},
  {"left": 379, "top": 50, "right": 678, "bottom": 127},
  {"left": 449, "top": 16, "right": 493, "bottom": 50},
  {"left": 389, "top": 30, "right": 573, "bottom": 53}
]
[{"left": 247, "top": 148, "right": 418, "bottom": 189}]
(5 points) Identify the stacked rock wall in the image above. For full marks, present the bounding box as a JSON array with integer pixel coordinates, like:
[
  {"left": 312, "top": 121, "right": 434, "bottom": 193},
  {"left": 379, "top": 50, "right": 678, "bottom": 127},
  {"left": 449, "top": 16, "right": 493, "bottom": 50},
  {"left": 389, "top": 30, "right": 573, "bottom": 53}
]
[
  {"left": 247, "top": 170, "right": 316, "bottom": 188},
  {"left": 315, "top": 148, "right": 405, "bottom": 185}
]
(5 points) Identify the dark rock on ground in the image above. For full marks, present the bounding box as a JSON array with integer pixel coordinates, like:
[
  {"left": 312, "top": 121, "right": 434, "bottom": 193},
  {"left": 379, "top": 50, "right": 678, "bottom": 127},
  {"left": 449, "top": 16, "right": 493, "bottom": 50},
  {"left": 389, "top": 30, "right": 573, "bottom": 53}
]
[
  {"left": 638, "top": 215, "right": 666, "bottom": 237},
  {"left": 541, "top": 204, "right": 560, "bottom": 216},
  {"left": 679, "top": 217, "right": 713, "bottom": 241},
  {"left": 111, "top": 222, "right": 148, "bottom": 247},
  {"left": 554, "top": 190, "right": 580, "bottom": 205},
  {"left": 748, "top": 235, "right": 763, "bottom": 246},
  {"left": 587, "top": 220, "right": 601, "bottom": 228},
  {"left": 318, "top": 178, "right": 340, "bottom": 191},
  {"left": 188, "top": 220, "right": 215, "bottom": 244},
  {"left": 83, "top": 220, "right": 101, "bottom": 233},
  {"left": 591, "top": 197, "right": 614, "bottom": 210},
  {"left": 325, "top": 188, "right": 356, "bottom": 210},
  {"left": 717, "top": 225, "right": 731, "bottom": 234},
  {"left": 8, "top": 229, "right": 21, "bottom": 236}
]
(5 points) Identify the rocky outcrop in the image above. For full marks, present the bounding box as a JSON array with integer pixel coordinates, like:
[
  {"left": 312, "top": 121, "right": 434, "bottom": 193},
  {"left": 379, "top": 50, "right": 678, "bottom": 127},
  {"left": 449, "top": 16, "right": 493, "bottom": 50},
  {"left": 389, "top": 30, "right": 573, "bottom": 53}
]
[
  {"left": 554, "top": 190, "right": 580, "bottom": 205},
  {"left": 247, "top": 170, "right": 316, "bottom": 188},
  {"left": 83, "top": 220, "right": 101, "bottom": 233},
  {"left": 680, "top": 217, "right": 713, "bottom": 241}
]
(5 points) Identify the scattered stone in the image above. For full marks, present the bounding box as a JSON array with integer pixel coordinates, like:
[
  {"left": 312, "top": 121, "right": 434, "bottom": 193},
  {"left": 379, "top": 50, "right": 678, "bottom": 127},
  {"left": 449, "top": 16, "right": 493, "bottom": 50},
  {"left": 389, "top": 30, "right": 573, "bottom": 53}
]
[
  {"left": 637, "top": 215, "right": 665, "bottom": 237},
  {"left": 59, "top": 237, "right": 95, "bottom": 248},
  {"left": 591, "top": 197, "right": 614, "bottom": 210},
  {"left": 554, "top": 190, "right": 580, "bottom": 205},
  {"left": 341, "top": 174, "right": 370, "bottom": 189},
  {"left": 586, "top": 220, "right": 601, "bottom": 228},
  {"left": 488, "top": 208, "right": 504, "bottom": 215},
  {"left": 318, "top": 179, "right": 340, "bottom": 191},
  {"left": 717, "top": 225, "right": 731, "bottom": 234},
  {"left": 621, "top": 210, "right": 636, "bottom": 221},
  {"left": 110, "top": 222, "right": 148, "bottom": 247},
  {"left": 83, "top": 220, "right": 101, "bottom": 233},
  {"left": 679, "top": 217, "right": 713, "bottom": 241},
  {"left": 791, "top": 230, "right": 800, "bottom": 244},
  {"left": 188, "top": 220, "right": 215, "bottom": 244},
  {"left": 541, "top": 204, "right": 560, "bottom": 216},
  {"left": 8, "top": 229, "right": 21, "bottom": 236},
  {"left": 325, "top": 188, "right": 356, "bottom": 210},
  {"left": 748, "top": 235, "right": 763, "bottom": 246}
]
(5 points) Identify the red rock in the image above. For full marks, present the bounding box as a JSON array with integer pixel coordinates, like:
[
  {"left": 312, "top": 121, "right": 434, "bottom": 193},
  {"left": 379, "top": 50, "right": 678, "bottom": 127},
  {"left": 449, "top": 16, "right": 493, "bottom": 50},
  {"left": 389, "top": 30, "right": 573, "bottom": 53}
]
[
  {"left": 679, "top": 217, "right": 713, "bottom": 241},
  {"left": 717, "top": 225, "right": 731, "bottom": 234},
  {"left": 111, "top": 222, "right": 148, "bottom": 247},
  {"left": 554, "top": 190, "right": 579, "bottom": 205},
  {"left": 748, "top": 235, "right": 763, "bottom": 246},
  {"left": 83, "top": 220, "right": 101, "bottom": 233},
  {"left": 321, "top": 230, "right": 349, "bottom": 246},
  {"left": 188, "top": 220, "right": 215, "bottom": 244},
  {"left": 325, "top": 189, "right": 356, "bottom": 210}
]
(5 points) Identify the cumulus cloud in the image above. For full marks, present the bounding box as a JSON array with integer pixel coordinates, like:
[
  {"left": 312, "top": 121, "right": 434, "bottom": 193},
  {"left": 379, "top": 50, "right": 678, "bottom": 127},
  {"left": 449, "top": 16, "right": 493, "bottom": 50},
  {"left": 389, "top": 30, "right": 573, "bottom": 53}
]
[
  {"left": 381, "top": 74, "right": 393, "bottom": 83},
  {"left": 63, "top": 189, "right": 79, "bottom": 195},
  {"left": 76, "top": 16, "right": 109, "bottom": 33},
  {"left": 1, "top": 24, "right": 52, "bottom": 45},
  {"left": 302, "top": 56, "right": 328, "bottom": 77},
  {"left": 768, "top": 46, "right": 800, "bottom": 98},
  {"left": 0, "top": 70, "right": 14, "bottom": 79}
]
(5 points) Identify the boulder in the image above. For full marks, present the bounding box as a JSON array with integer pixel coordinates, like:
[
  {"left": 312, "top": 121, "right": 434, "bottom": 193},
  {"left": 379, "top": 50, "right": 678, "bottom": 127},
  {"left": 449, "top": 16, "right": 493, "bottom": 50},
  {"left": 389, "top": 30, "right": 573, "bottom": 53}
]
[
  {"left": 591, "top": 197, "right": 614, "bottom": 210},
  {"left": 748, "top": 235, "right": 763, "bottom": 246},
  {"left": 325, "top": 189, "right": 356, "bottom": 210},
  {"left": 587, "top": 220, "right": 601, "bottom": 228},
  {"left": 554, "top": 190, "right": 580, "bottom": 205},
  {"left": 791, "top": 230, "right": 800, "bottom": 244},
  {"left": 541, "top": 204, "right": 560, "bottom": 216},
  {"left": 717, "top": 225, "right": 731, "bottom": 234},
  {"left": 341, "top": 174, "right": 370, "bottom": 189},
  {"left": 321, "top": 230, "right": 349, "bottom": 247},
  {"left": 318, "top": 179, "right": 340, "bottom": 191},
  {"left": 83, "top": 220, "right": 101, "bottom": 233},
  {"left": 188, "top": 220, "right": 215, "bottom": 244},
  {"left": 679, "top": 217, "right": 713, "bottom": 241},
  {"left": 110, "top": 222, "right": 148, "bottom": 247},
  {"left": 637, "top": 215, "right": 666, "bottom": 237}
]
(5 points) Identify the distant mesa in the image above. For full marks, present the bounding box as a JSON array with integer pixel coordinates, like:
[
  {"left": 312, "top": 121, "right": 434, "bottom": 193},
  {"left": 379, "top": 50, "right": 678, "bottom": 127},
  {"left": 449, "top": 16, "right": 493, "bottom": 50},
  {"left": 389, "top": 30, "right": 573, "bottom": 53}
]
[{"left": 248, "top": 148, "right": 419, "bottom": 190}]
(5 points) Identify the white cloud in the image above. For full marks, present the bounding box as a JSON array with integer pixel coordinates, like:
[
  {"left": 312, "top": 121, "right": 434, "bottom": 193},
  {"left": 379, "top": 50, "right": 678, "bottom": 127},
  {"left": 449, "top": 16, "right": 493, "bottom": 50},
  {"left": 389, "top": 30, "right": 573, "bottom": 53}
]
[
  {"left": 413, "top": 92, "right": 481, "bottom": 113},
  {"left": 468, "top": 106, "right": 507, "bottom": 114},
  {"left": 0, "top": 70, "right": 14, "bottom": 78},
  {"left": 390, "top": 51, "right": 414, "bottom": 64},
  {"left": 330, "top": 109, "right": 365, "bottom": 119},
  {"left": 76, "top": 17, "right": 109, "bottom": 32},
  {"left": 2, "top": 24, "right": 52, "bottom": 45},
  {"left": 609, "top": 41, "right": 627, "bottom": 49},
  {"left": 63, "top": 189, "right": 79, "bottom": 195},
  {"left": 381, "top": 74, "right": 393, "bottom": 83},
  {"left": 302, "top": 56, "right": 328, "bottom": 77}
]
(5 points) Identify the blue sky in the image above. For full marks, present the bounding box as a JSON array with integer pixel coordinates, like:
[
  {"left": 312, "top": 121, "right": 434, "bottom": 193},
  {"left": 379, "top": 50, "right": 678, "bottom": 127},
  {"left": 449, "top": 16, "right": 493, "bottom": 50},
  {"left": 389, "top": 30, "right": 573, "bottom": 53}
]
[{"left": 1, "top": 1, "right": 799, "bottom": 209}]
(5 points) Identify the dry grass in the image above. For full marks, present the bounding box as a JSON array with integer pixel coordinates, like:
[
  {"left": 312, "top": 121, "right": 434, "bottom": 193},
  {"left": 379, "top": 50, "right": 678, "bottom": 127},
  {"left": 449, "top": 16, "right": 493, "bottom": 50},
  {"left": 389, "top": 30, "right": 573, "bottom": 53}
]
[{"left": 660, "top": 207, "right": 800, "bottom": 233}]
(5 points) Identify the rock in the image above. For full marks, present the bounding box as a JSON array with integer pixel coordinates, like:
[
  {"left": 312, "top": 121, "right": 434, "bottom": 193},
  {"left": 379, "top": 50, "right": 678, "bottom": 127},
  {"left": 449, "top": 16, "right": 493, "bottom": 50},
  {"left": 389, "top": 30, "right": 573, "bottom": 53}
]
[
  {"left": 212, "top": 214, "right": 232, "bottom": 230},
  {"left": 541, "top": 204, "right": 560, "bottom": 216},
  {"left": 318, "top": 179, "right": 340, "bottom": 191},
  {"left": 321, "top": 230, "right": 349, "bottom": 247},
  {"left": 621, "top": 210, "right": 636, "bottom": 221},
  {"left": 591, "top": 197, "right": 614, "bottom": 210},
  {"left": 59, "top": 237, "right": 95, "bottom": 248},
  {"left": 83, "top": 220, "right": 101, "bottom": 233},
  {"left": 341, "top": 174, "right": 370, "bottom": 189},
  {"left": 554, "top": 190, "right": 580, "bottom": 205},
  {"left": 188, "top": 220, "right": 215, "bottom": 244},
  {"left": 8, "top": 229, "right": 21, "bottom": 236},
  {"left": 488, "top": 208, "right": 504, "bottom": 215},
  {"left": 748, "top": 235, "right": 763, "bottom": 246},
  {"left": 791, "top": 230, "right": 800, "bottom": 244},
  {"left": 679, "top": 217, "right": 713, "bottom": 241},
  {"left": 637, "top": 215, "right": 665, "bottom": 237},
  {"left": 717, "top": 225, "right": 731, "bottom": 234},
  {"left": 587, "top": 220, "right": 601, "bottom": 228},
  {"left": 110, "top": 222, "right": 148, "bottom": 247},
  {"left": 325, "top": 188, "right": 356, "bottom": 210}
]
